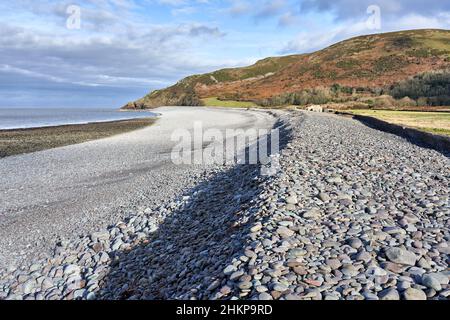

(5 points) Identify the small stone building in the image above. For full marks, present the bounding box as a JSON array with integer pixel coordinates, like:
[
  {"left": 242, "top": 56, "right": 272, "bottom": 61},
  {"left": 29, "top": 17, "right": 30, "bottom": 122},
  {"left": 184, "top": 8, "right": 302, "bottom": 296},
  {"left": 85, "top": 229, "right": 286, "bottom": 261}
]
[{"left": 306, "top": 105, "right": 324, "bottom": 112}]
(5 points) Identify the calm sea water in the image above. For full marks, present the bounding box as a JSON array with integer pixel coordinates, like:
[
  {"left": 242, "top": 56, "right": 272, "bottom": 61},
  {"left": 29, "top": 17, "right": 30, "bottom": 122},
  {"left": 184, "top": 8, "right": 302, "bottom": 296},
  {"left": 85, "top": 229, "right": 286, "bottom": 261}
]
[{"left": 0, "top": 108, "right": 157, "bottom": 130}]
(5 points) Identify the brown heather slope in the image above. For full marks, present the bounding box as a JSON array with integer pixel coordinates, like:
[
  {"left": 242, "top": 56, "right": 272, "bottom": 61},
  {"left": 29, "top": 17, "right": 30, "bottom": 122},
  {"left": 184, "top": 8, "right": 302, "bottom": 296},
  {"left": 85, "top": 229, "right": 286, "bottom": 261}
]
[{"left": 123, "top": 29, "right": 450, "bottom": 109}]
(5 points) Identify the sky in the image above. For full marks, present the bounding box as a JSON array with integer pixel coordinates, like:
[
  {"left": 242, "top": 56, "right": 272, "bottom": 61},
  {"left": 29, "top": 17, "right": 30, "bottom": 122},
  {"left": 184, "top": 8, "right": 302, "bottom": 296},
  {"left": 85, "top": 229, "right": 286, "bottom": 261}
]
[{"left": 0, "top": 0, "right": 449, "bottom": 108}]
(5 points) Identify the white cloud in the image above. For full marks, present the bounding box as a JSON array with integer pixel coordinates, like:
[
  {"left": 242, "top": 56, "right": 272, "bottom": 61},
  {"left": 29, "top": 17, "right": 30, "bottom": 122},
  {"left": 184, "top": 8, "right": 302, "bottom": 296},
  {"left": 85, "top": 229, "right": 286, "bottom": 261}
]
[
  {"left": 280, "top": 11, "right": 450, "bottom": 54},
  {"left": 0, "top": 1, "right": 235, "bottom": 107},
  {"left": 0, "top": 0, "right": 449, "bottom": 107}
]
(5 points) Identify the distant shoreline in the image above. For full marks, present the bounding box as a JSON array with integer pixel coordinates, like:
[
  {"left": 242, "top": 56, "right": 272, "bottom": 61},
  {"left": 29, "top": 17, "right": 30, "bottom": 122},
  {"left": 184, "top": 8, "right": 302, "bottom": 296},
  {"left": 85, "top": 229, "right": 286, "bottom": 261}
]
[
  {"left": 0, "top": 115, "right": 158, "bottom": 131},
  {"left": 0, "top": 117, "right": 156, "bottom": 158},
  {"left": 0, "top": 107, "right": 158, "bottom": 131},
  {"left": 119, "top": 108, "right": 163, "bottom": 117}
]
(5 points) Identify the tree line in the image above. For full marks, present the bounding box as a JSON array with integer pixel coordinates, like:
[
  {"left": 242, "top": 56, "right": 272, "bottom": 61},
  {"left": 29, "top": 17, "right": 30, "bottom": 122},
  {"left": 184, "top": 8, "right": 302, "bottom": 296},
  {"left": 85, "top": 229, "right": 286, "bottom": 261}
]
[{"left": 254, "top": 69, "right": 450, "bottom": 108}]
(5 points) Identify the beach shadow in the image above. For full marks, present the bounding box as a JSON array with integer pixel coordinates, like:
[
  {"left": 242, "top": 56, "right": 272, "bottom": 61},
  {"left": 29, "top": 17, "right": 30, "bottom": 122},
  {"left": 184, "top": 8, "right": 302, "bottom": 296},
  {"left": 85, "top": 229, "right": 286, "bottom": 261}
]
[
  {"left": 97, "top": 118, "right": 292, "bottom": 300},
  {"left": 351, "top": 114, "right": 450, "bottom": 157}
]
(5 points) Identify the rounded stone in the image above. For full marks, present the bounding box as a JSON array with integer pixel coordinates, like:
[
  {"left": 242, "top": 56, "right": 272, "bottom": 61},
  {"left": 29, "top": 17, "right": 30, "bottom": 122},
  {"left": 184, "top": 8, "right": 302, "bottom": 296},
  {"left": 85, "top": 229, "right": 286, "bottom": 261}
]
[
  {"left": 421, "top": 274, "right": 442, "bottom": 291},
  {"left": 403, "top": 288, "right": 427, "bottom": 300},
  {"left": 348, "top": 238, "right": 363, "bottom": 249},
  {"left": 378, "top": 288, "right": 400, "bottom": 300},
  {"left": 385, "top": 248, "right": 417, "bottom": 266},
  {"left": 258, "top": 292, "right": 273, "bottom": 300}
]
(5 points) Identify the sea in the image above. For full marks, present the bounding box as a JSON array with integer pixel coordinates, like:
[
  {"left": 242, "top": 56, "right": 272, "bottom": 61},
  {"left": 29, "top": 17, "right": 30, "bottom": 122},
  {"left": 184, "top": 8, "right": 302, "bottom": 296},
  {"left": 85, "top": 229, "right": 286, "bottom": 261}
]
[{"left": 0, "top": 108, "right": 157, "bottom": 130}]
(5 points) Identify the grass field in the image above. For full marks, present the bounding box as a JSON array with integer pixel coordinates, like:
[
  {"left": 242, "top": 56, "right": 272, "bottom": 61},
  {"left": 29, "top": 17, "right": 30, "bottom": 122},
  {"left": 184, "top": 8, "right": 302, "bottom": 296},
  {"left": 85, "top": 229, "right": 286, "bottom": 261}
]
[
  {"left": 346, "top": 110, "right": 450, "bottom": 136},
  {"left": 202, "top": 97, "right": 257, "bottom": 108}
]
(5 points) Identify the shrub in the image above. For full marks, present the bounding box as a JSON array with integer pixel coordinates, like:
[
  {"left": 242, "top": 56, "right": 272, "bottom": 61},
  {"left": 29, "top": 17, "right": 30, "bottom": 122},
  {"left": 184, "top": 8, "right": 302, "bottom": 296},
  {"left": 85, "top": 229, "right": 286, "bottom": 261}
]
[
  {"left": 373, "top": 55, "right": 409, "bottom": 73},
  {"left": 336, "top": 59, "right": 360, "bottom": 70},
  {"left": 396, "top": 97, "right": 417, "bottom": 107},
  {"left": 417, "top": 97, "right": 428, "bottom": 106},
  {"left": 372, "top": 95, "right": 395, "bottom": 108}
]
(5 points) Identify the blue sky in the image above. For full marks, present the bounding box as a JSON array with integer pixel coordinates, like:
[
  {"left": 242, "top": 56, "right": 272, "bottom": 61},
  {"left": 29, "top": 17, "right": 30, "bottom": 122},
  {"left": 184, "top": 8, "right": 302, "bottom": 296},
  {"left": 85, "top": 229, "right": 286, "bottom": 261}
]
[{"left": 0, "top": 0, "right": 449, "bottom": 108}]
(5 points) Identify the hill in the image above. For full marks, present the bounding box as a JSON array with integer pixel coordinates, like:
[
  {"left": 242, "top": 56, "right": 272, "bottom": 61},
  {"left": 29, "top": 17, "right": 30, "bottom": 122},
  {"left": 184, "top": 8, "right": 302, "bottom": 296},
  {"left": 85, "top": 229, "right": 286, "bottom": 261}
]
[{"left": 123, "top": 29, "right": 450, "bottom": 110}]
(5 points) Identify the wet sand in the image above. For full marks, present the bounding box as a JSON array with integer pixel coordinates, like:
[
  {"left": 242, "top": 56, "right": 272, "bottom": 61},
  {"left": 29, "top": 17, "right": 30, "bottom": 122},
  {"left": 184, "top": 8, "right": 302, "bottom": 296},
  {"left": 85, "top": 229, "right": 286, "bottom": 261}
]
[{"left": 0, "top": 118, "right": 156, "bottom": 158}]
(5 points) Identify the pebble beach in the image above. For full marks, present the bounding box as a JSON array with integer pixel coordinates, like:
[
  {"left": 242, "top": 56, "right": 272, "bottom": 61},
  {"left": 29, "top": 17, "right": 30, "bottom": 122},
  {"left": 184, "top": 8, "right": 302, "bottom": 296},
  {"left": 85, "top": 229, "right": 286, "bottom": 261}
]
[{"left": 0, "top": 108, "right": 448, "bottom": 300}]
